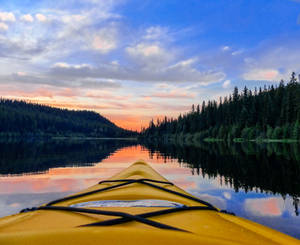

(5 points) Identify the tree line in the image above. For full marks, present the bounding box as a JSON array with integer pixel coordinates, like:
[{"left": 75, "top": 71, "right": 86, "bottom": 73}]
[
  {"left": 0, "top": 99, "right": 136, "bottom": 138},
  {"left": 141, "top": 72, "right": 300, "bottom": 141}
]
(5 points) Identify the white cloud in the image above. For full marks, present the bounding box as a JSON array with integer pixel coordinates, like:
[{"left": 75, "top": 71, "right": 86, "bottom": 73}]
[
  {"left": 20, "top": 14, "right": 34, "bottom": 23},
  {"left": 125, "top": 43, "right": 173, "bottom": 70},
  {"left": 62, "top": 14, "right": 86, "bottom": 24},
  {"left": 0, "top": 1, "right": 226, "bottom": 90},
  {"left": 53, "top": 62, "right": 91, "bottom": 69},
  {"left": 0, "top": 12, "right": 16, "bottom": 22},
  {"left": 50, "top": 58, "right": 225, "bottom": 84},
  {"left": 222, "top": 46, "right": 230, "bottom": 51},
  {"left": 126, "top": 43, "right": 164, "bottom": 57},
  {"left": 243, "top": 69, "right": 279, "bottom": 81},
  {"left": 0, "top": 1, "right": 125, "bottom": 71},
  {"left": 53, "top": 62, "right": 71, "bottom": 68},
  {"left": 222, "top": 80, "right": 231, "bottom": 88},
  {"left": 240, "top": 39, "right": 300, "bottom": 82},
  {"left": 111, "top": 60, "right": 119, "bottom": 65},
  {"left": 35, "top": 13, "right": 47, "bottom": 22},
  {"left": 0, "top": 22, "right": 8, "bottom": 31},
  {"left": 0, "top": 70, "right": 121, "bottom": 90},
  {"left": 91, "top": 27, "right": 118, "bottom": 53},
  {"left": 0, "top": 33, "right": 46, "bottom": 59},
  {"left": 16, "top": 71, "right": 27, "bottom": 76},
  {"left": 168, "top": 58, "right": 197, "bottom": 69}
]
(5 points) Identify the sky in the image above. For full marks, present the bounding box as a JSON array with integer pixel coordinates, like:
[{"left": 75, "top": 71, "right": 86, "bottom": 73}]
[{"left": 0, "top": 0, "right": 300, "bottom": 131}]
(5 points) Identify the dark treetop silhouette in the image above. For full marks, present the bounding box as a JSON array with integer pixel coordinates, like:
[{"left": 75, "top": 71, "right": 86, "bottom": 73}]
[
  {"left": 0, "top": 99, "right": 137, "bottom": 139},
  {"left": 141, "top": 72, "right": 300, "bottom": 142}
]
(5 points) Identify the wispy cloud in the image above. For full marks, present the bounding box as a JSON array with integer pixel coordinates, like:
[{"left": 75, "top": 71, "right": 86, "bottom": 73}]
[
  {"left": 0, "top": 72, "right": 122, "bottom": 89},
  {"left": 0, "top": 0, "right": 300, "bottom": 130},
  {"left": 49, "top": 59, "right": 225, "bottom": 84},
  {"left": 243, "top": 69, "right": 280, "bottom": 81},
  {"left": 143, "top": 26, "right": 169, "bottom": 40}
]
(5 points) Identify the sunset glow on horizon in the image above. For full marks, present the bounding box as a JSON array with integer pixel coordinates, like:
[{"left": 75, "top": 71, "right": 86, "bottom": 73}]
[
  {"left": 1, "top": 0, "right": 300, "bottom": 130},
  {"left": 0, "top": 95, "right": 181, "bottom": 131}
]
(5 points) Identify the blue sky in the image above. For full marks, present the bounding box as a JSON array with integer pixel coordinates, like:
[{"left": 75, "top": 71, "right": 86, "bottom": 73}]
[{"left": 0, "top": 0, "right": 300, "bottom": 130}]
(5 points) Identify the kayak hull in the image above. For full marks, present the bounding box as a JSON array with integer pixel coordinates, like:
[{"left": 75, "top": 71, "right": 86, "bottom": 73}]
[{"left": 0, "top": 161, "right": 299, "bottom": 244}]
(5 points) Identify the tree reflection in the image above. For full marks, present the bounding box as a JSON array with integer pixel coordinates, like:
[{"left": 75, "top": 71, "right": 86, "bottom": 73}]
[
  {"left": 0, "top": 139, "right": 137, "bottom": 175},
  {"left": 142, "top": 141, "right": 300, "bottom": 215}
]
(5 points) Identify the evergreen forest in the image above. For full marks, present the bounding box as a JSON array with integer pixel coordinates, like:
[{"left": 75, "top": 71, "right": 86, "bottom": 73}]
[
  {"left": 0, "top": 99, "right": 135, "bottom": 139},
  {"left": 141, "top": 72, "right": 300, "bottom": 142}
]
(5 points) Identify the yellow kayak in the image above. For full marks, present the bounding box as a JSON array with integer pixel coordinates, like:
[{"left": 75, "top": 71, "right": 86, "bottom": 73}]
[{"left": 0, "top": 161, "right": 299, "bottom": 245}]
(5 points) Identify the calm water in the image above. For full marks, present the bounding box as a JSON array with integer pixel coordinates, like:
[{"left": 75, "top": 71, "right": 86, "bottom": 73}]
[{"left": 0, "top": 139, "right": 299, "bottom": 239}]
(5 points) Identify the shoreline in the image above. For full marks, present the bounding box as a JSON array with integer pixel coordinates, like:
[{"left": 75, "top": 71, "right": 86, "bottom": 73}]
[
  {"left": 0, "top": 135, "right": 138, "bottom": 142},
  {"left": 139, "top": 134, "right": 300, "bottom": 144}
]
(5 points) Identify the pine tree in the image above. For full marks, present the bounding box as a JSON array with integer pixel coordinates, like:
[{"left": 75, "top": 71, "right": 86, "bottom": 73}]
[{"left": 141, "top": 72, "right": 300, "bottom": 141}]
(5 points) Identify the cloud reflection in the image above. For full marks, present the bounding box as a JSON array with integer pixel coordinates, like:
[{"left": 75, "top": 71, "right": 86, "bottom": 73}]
[{"left": 244, "top": 197, "right": 284, "bottom": 217}]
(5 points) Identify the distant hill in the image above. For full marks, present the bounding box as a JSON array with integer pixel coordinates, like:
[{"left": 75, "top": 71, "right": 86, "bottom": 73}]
[
  {"left": 0, "top": 99, "right": 136, "bottom": 138},
  {"left": 141, "top": 72, "right": 300, "bottom": 142}
]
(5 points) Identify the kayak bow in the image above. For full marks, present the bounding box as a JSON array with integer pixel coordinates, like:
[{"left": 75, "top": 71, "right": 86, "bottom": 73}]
[{"left": 0, "top": 161, "right": 299, "bottom": 244}]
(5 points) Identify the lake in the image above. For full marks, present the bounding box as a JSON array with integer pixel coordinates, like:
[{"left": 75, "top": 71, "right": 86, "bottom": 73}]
[{"left": 0, "top": 139, "right": 299, "bottom": 239}]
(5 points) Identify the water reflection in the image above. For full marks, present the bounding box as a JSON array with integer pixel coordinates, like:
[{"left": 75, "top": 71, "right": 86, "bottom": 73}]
[
  {"left": 0, "top": 141, "right": 299, "bottom": 239},
  {"left": 142, "top": 141, "right": 300, "bottom": 216},
  {"left": 0, "top": 139, "right": 137, "bottom": 175}
]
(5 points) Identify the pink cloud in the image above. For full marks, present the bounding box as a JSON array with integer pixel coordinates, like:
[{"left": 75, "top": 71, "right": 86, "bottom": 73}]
[
  {"left": 0, "top": 85, "right": 79, "bottom": 99},
  {"left": 84, "top": 92, "right": 130, "bottom": 101},
  {"left": 1, "top": 87, "right": 54, "bottom": 98},
  {"left": 57, "top": 88, "right": 78, "bottom": 97},
  {"left": 243, "top": 69, "right": 279, "bottom": 81}
]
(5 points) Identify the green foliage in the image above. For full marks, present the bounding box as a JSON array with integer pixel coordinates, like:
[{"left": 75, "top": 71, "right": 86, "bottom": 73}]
[{"left": 141, "top": 72, "right": 300, "bottom": 141}]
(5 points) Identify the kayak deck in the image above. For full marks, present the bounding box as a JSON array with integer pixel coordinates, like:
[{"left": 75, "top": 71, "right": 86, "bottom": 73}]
[{"left": 0, "top": 161, "right": 299, "bottom": 244}]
